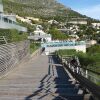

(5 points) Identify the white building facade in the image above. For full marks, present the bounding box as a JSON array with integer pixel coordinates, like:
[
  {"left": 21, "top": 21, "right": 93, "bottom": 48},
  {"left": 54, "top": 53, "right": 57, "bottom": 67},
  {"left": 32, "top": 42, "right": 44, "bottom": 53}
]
[
  {"left": 28, "top": 28, "right": 52, "bottom": 42},
  {"left": 0, "top": 0, "right": 27, "bottom": 32}
]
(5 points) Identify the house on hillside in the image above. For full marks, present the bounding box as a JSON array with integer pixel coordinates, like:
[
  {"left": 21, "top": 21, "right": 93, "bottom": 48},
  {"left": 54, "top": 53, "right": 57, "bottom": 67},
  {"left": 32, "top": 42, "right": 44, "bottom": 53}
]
[
  {"left": 34, "top": 27, "right": 46, "bottom": 35},
  {"left": 16, "top": 15, "right": 33, "bottom": 25},
  {"left": 26, "top": 17, "right": 39, "bottom": 21},
  {"left": 92, "top": 23, "right": 100, "bottom": 29},
  {"left": 0, "top": 0, "right": 27, "bottom": 32},
  {"left": 28, "top": 27, "right": 52, "bottom": 42},
  {"left": 68, "top": 18, "right": 87, "bottom": 25},
  {"left": 48, "top": 20, "right": 59, "bottom": 25}
]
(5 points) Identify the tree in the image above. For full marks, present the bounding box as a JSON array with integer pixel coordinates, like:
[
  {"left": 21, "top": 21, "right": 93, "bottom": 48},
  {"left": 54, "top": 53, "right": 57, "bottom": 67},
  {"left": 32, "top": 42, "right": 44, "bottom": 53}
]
[{"left": 48, "top": 28, "right": 69, "bottom": 40}]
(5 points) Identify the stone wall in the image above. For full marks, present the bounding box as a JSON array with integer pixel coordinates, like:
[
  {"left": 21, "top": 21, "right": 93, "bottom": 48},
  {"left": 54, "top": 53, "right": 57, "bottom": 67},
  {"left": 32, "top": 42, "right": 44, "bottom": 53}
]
[{"left": 0, "top": 40, "right": 30, "bottom": 77}]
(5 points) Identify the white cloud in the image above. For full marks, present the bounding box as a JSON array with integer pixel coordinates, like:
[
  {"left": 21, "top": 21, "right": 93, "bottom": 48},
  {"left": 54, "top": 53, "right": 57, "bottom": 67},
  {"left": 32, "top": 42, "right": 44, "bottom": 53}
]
[{"left": 76, "top": 4, "right": 100, "bottom": 20}]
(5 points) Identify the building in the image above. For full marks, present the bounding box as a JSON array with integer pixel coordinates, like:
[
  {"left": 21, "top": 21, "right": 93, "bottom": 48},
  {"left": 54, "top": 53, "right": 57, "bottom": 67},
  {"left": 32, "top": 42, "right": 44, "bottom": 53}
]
[
  {"left": 41, "top": 41, "right": 86, "bottom": 55},
  {"left": 68, "top": 18, "right": 87, "bottom": 25},
  {"left": 28, "top": 27, "right": 52, "bottom": 42},
  {"left": 34, "top": 27, "right": 46, "bottom": 35},
  {"left": 26, "top": 17, "right": 39, "bottom": 21},
  {"left": 16, "top": 15, "right": 33, "bottom": 25},
  {"left": 48, "top": 20, "right": 59, "bottom": 25},
  {"left": 0, "top": 0, "right": 27, "bottom": 32},
  {"left": 92, "top": 23, "right": 100, "bottom": 29}
]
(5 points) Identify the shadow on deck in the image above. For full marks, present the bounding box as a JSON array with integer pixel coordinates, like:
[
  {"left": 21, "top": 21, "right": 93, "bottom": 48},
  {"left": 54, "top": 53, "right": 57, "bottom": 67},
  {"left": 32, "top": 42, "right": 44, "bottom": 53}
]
[{"left": 25, "top": 55, "right": 84, "bottom": 100}]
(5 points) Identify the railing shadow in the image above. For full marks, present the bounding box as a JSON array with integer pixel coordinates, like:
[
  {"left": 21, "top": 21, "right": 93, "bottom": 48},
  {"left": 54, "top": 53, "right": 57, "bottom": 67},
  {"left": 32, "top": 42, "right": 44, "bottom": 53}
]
[
  {"left": 25, "top": 55, "right": 83, "bottom": 100},
  {"left": 25, "top": 55, "right": 54, "bottom": 100}
]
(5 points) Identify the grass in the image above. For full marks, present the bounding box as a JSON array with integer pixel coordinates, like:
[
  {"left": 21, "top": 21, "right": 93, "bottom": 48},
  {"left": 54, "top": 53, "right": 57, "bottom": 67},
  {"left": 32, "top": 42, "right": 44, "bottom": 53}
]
[
  {"left": 30, "top": 42, "right": 40, "bottom": 54},
  {"left": 55, "top": 48, "right": 100, "bottom": 74},
  {"left": 56, "top": 48, "right": 100, "bottom": 86}
]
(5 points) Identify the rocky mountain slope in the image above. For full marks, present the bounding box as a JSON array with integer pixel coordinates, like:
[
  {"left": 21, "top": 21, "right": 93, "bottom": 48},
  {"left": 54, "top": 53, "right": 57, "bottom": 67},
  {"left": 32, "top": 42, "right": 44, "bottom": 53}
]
[{"left": 3, "top": 0, "right": 84, "bottom": 18}]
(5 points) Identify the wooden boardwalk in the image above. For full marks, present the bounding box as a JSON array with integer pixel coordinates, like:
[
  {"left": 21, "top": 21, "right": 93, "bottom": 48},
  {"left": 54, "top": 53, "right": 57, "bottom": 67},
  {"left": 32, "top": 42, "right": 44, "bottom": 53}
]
[
  {"left": 0, "top": 54, "right": 83, "bottom": 100},
  {"left": 0, "top": 55, "right": 52, "bottom": 100}
]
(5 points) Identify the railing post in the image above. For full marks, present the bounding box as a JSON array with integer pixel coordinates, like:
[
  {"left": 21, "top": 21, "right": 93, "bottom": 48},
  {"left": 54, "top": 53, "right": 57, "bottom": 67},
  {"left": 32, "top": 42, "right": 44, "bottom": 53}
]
[
  {"left": 80, "top": 68, "right": 83, "bottom": 75},
  {"left": 86, "top": 69, "right": 88, "bottom": 78},
  {"left": 72, "top": 66, "right": 74, "bottom": 72},
  {"left": 69, "top": 63, "right": 71, "bottom": 68},
  {"left": 77, "top": 67, "right": 79, "bottom": 73},
  {"left": 65, "top": 60, "right": 67, "bottom": 65}
]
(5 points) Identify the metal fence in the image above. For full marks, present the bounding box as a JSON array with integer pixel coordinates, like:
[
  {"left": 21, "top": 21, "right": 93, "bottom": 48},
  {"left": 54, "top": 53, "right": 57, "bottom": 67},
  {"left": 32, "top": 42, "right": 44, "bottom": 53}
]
[
  {"left": 0, "top": 40, "right": 30, "bottom": 77},
  {"left": 57, "top": 55, "right": 100, "bottom": 99},
  {"left": 61, "top": 56, "right": 100, "bottom": 85}
]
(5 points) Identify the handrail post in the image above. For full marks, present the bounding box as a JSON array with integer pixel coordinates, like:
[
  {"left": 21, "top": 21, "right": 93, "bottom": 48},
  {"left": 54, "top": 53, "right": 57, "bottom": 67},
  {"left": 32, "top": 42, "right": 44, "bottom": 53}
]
[
  {"left": 69, "top": 63, "right": 71, "bottom": 68},
  {"left": 86, "top": 69, "right": 88, "bottom": 78},
  {"left": 77, "top": 66, "right": 79, "bottom": 73}
]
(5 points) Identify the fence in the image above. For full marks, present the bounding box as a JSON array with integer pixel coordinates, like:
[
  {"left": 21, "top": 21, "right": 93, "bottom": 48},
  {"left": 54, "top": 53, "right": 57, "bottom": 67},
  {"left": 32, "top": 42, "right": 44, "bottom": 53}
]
[
  {"left": 56, "top": 55, "right": 100, "bottom": 99},
  {"left": 0, "top": 40, "right": 30, "bottom": 77}
]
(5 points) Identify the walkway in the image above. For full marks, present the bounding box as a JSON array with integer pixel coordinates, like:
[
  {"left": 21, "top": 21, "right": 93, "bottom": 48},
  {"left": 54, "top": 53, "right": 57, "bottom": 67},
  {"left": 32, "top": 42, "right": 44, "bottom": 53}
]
[{"left": 0, "top": 54, "right": 83, "bottom": 100}]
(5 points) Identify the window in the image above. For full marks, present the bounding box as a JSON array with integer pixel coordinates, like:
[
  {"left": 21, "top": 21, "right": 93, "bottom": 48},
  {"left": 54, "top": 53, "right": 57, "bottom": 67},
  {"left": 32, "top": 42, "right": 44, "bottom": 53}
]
[
  {"left": 4, "top": 17, "right": 8, "bottom": 23},
  {"left": 9, "top": 19, "right": 12, "bottom": 24}
]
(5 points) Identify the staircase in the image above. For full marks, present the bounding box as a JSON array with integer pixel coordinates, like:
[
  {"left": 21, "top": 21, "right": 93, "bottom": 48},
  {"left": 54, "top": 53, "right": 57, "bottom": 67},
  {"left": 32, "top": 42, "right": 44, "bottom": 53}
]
[
  {"left": 26, "top": 55, "right": 84, "bottom": 100},
  {"left": 0, "top": 54, "right": 84, "bottom": 100}
]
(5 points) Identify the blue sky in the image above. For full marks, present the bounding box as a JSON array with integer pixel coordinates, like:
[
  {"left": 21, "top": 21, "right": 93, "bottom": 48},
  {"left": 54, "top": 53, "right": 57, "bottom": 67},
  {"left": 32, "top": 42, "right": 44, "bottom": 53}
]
[{"left": 58, "top": 0, "right": 100, "bottom": 20}]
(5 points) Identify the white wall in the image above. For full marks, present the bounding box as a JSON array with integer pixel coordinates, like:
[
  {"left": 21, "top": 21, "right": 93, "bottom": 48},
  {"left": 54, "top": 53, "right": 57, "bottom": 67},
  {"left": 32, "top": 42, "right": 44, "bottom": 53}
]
[
  {"left": 0, "top": 19, "right": 27, "bottom": 32},
  {"left": 4, "top": 15, "right": 16, "bottom": 22},
  {"left": 46, "top": 37, "right": 52, "bottom": 42},
  {"left": 45, "top": 45, "right": 86, "bottom": 55},
  {"left": 0, "top": 0, "right": 27, "bottom": 32},
  {"left": 75, "top": 45, "right": 86, "bottom": 53},
  {"left": 68, "top": 21, "right": 87, "bottom": 25}
]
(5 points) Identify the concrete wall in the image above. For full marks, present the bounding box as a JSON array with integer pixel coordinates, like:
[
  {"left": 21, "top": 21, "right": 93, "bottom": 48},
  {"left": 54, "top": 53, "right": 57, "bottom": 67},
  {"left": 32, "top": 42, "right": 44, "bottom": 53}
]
[
  {"left": 0, "top": 0, "right": 27, "bottom": 32},
  {"left": 45, "top": 45, "right": 86, "bottom": 55},
  {"left": 0, "top": 19, "right": 27, "bottom": 32},
  {"left": 68, "top": 21, "right": 87, "bottom": 25},
  {"left": 0, "top": 40, "right": 30, "bottom": 77}
]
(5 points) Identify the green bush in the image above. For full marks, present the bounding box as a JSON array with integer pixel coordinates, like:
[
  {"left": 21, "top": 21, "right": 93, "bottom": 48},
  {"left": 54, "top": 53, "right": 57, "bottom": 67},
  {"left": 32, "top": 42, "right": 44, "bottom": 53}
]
[
  {"left": 56, "top": 47, "right": 100, "bottom": 73},
  {"left": 48, "top": 28, "right": 69, "bottom": 40},
  {"left": 87, "top": 45, "right": 100, "bottom": 54},
  {"left": 56, "top": 49, "right": 76, "bottom": 56},
  {"left": 0, "top": 29, "right": 28, "bottom": 43},
  {"left": 30, "top": 42, "right": 40, "bottom": 54}
]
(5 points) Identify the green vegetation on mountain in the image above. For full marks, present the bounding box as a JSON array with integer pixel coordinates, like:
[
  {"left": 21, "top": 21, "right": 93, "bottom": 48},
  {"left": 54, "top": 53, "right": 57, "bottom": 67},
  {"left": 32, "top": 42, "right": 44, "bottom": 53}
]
[
  {"left": 3, "top": 0, "right": 85, "bottom": 19},
  {"left": 17, "top": 19, "right": 35, "bottom": 33},
  {"left": 48, "top": 28, "right": 69, "bottom": 40}
]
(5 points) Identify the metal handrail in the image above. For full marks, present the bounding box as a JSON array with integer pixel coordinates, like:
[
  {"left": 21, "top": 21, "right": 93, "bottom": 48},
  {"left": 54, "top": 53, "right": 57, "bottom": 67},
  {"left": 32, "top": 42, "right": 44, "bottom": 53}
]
[
  {"left": 67, "top": 62, "right": 100, "bottom": 84},
  {"left": 69, "top": 65, "right": 100, "bottom": 82},
  {"left": 56, "top": 54, "right": 100, "bottom": 99},
  {"left": 58, "top": 54, "right": 100, "bottom": 85},
  {"left": 62, "top": 55, "right": 100, "bottom": 75}
]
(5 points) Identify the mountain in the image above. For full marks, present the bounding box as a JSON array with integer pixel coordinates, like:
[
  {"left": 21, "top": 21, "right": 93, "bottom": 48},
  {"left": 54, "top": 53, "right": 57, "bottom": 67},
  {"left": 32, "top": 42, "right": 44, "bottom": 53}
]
[{"left": 3, "top": 0, "right": 84, "bottom": 19}]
